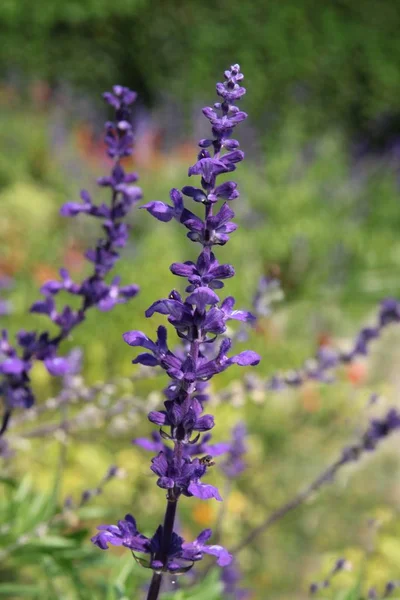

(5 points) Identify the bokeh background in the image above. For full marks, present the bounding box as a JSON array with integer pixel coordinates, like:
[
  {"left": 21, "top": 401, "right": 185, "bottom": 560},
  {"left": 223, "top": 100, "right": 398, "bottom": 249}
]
[{"left": 1, "top": 1, "right": 400, "bottom": 598}]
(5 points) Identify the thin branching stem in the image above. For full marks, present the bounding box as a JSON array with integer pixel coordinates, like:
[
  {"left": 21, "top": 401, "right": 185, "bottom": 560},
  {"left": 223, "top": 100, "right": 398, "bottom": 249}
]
[{"left": 233, "top": 456, "right": 347, "bottom": 553}]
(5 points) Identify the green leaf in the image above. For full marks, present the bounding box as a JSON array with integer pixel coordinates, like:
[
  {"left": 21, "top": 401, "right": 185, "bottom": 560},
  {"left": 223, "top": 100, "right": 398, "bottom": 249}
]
[
  {"left": 0, "top": 584, "right": 42, "bottom": 596},
  {"left": 0, "top": 476, "right": 17, "bottom": 489},
  {"left": 28, "top": 535, "right": 77, "bottom": 548}
]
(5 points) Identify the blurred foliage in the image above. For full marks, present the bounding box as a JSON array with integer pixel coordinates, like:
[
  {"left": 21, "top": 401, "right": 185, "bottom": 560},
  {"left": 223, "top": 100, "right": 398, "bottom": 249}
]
[{"left": 1, "top": 0, "right": 400, "bottom": 136}]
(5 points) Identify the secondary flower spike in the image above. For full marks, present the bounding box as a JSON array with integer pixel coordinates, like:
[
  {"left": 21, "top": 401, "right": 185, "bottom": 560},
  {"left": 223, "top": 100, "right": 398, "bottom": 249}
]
[
  {"left": 0, "top": 85, "right": 141, "bottom": 435},
  {"left": 92, "top": 65, "right": 260, "bottom": 599}
]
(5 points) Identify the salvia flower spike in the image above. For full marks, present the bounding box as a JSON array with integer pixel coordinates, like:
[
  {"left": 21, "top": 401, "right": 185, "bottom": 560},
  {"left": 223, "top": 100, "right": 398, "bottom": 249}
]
[
  {"left": 92, "top": 65, "right": 260, "bottom": 599},
  {"left": 0, "top": 86, "right": 141, "bottom": 435}
]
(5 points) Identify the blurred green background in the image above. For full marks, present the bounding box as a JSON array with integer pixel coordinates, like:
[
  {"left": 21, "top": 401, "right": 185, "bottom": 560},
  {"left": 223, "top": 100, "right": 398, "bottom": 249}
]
[{"left": 1, "top": 1, "right": 400, "bottom": 598}]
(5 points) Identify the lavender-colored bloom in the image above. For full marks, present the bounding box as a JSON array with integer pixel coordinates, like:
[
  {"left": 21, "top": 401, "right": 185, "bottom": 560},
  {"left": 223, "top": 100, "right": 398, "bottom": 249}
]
[
  {"left": 181, "top": 529, "right": 231, "bottom": 566},
  {"left": 134, "top": 430, "right": 229, "bottom": 462},
  {"left": 92, "top": 514, "right": 150, "bottom": 553},
  {"left": 151, "top": 452, "right": 222, "bottom": 501},
  {"left": 220, "top": 423, "right": 247, "bottom": 478},
  {"left": 221, "top": 558, "right": 250, "bottom": 599},
  {"left": 170, "top": 251, "right": 235, "bottom": 292},
  {"left": 0, "top": 86, "right": 141, "bottom": 434},
  {"left": 252, "top": 276, "right": 283, "bottom": 318},
  {"left": 141, "top": 188, "right": 184, "bottom": 223},
  {"left": 92, "top": 515, "right": 230, "bottom": 572}
]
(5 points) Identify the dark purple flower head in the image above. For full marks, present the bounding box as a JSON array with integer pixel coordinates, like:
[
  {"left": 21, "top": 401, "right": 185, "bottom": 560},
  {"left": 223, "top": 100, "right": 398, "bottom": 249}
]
[
  {"left": 216, "top": 64, "right": 246, "bottom": 103},
  {"left": 384, "top": 581, "right": 397, "bottom": 596},
  {"left": 379, "top": 298, "right": 400, "bottom": 327},
  {"left": 92, "top": 515, "right": 231, "bottom": 572},
  {"left": 341, "top": 408, "right": 400, "bottom": 463},
  {"left": 363, "top": 409, "right": 400, "bottom": 451},
  {"left": 150, "top": 452, "right": 222, "bottom": 501},
  {"left": 170, "top": 251, "right": 235, "bottom": 292}
]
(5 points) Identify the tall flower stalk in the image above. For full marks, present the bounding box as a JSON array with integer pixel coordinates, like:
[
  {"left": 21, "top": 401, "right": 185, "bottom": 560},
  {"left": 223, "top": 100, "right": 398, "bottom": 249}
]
[
  {"left": 91, "top": 65, "right": 260, "bottom": 599},
  {"left": 0, "top": 86, "right": 142, "bottom": 435}
]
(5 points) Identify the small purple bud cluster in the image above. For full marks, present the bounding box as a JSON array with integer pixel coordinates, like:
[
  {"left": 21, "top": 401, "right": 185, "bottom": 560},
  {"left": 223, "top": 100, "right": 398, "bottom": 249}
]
[
  {"left": 309, "top": 558, "right": 351, "bottom": 595},
  {"left": 0, "top": 86, "right": 141, "bottom": 435},
  {"left": 311, "top": 560, "right": 398, "bottom": 599},
  {"left": 64, "top": 465, "right": 122, "bottom": 510},
  {"left": 342, "top": 408, "right": 400, "bottom": 462},
  {"left": 267, "top": 297, "right": 400, "bottom": 391},
  {"left": 368, "top": 581, "right": 398, "bottom": 598},
  {"left": 92, "top": 66, "right": 260, "bottom": 596}
]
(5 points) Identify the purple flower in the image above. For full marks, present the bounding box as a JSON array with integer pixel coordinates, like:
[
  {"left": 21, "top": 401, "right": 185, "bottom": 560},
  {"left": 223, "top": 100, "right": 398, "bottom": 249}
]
[
  {"left": 341, "top": 408, "right": 400, "bottom": 463},
  {"left": 170, "top": 251, "right": 235, "bottom": 292},
  {"left": 150, "top": 452, "right": 222, "bottom": 501},
  {"left": 141, "top": 189, "right": 184, "bottom": 223},
  {"left": 379, "top": 298, "right": 400, "bottom": 327},
  {"left": 181, "top": 529, "right": 232, "bottom": 566},
  {"left": 148, "top": 396, "right": 215, "bottom": 441},
  {"left": 220, "top": 423, "right": 247, "bottom": 478},
  {"left": 363, "top": 409, "right": 400, "bottom": 450},
  {"left": 344, "top": 326, "right": 379, "bottom": 360},
  {"left": 92, "top": 515, "right": 231, "bottom": 572},
  {"left": 188, "top": 156, "right": 234, "bottom": 189},
  {"left": 1, "top": 85, "right": 141, "bottom": 433},
  {"left": 92, "top": 514, "right": 151, "bottom": 553},
  {"left": 94, "top": 65, "right": 256, "bottom": 591},
  {"left": 220, "top": 558, "right": 250, "bottom": 599}
]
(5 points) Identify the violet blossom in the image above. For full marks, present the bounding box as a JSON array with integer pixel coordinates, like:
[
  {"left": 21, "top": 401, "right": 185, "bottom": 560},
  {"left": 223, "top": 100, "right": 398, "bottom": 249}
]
[
  {"left": 93, "top": 65, "right": 260, "bottom": 600},
  {"left": 0, "top": 86, "right": 141, "bottom": 435},
  {"left": 220, "top": 422, "right": 247, "bottom": 478},
  {"left": 92, "top": 515, "right": 231, "bottom": 571},
  {"left": 221, "top": 558, "right": 251, "bottom": 600}
]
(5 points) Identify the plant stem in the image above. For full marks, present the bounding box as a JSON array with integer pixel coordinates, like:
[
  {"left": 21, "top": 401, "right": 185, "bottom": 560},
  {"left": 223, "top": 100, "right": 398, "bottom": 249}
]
[
  {"left": 146, "top": 496, "right": 178, "bottom": 600},
  {"left": 233, "top": 456, "right": 347, "bottom": 553},
  {"left": 161, "top": 498, "right": 178, "bottom": 556},
  {"left": 146, "top": 573, "right": 162, "bottom": 600}
]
